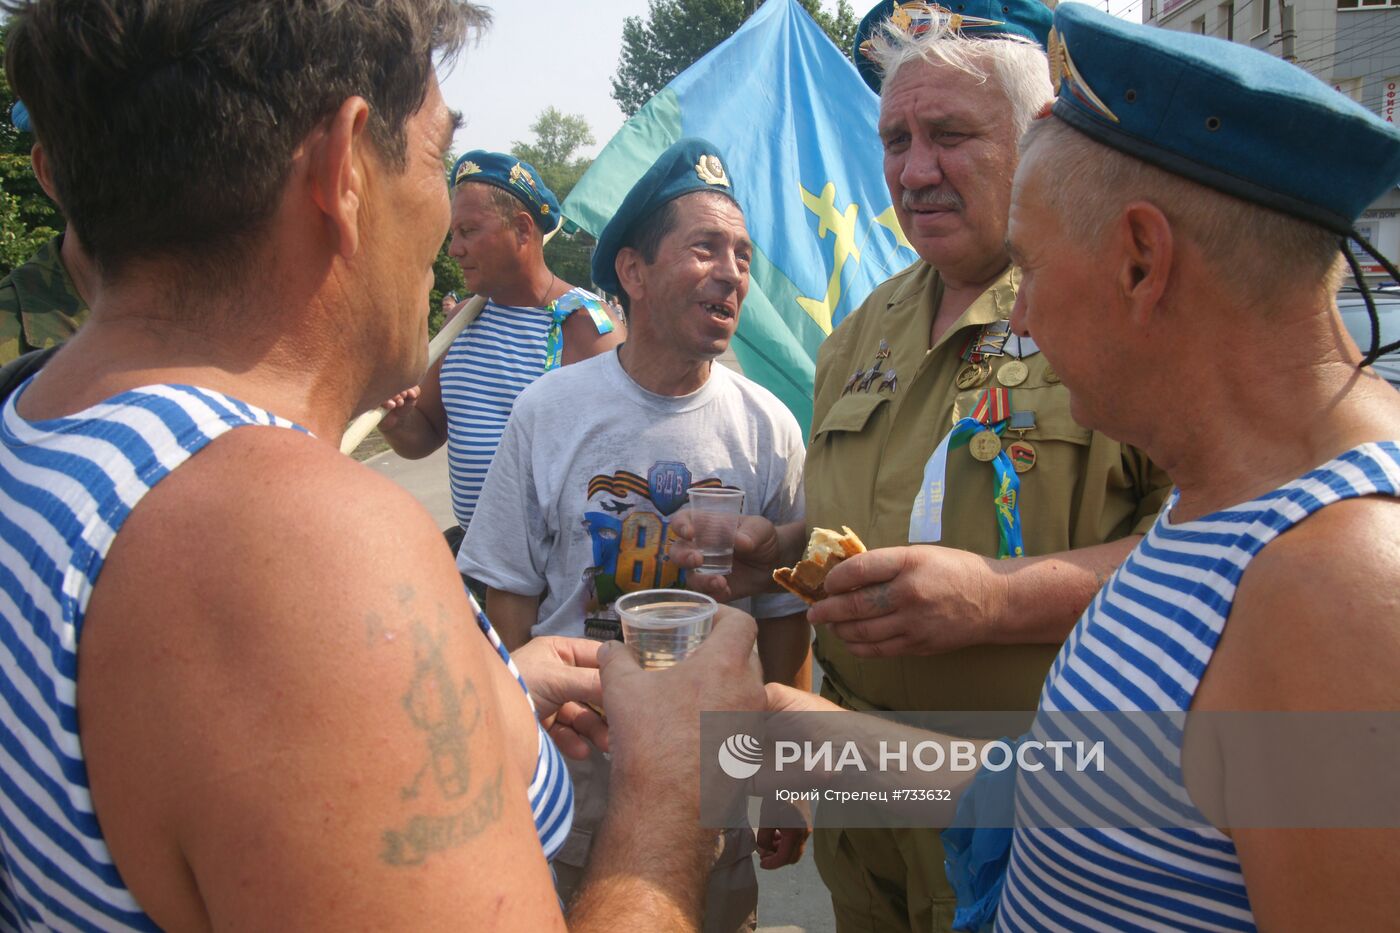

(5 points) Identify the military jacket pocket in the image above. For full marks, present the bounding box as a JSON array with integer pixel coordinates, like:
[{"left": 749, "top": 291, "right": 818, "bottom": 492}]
[{"left": 812, "top": 391, "right": 891, "bottom": 441}]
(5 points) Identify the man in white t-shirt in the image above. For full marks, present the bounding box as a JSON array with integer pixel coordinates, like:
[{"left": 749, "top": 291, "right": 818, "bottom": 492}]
[{"left": 461, "top": 138, "right": 811, "bottom": 931}]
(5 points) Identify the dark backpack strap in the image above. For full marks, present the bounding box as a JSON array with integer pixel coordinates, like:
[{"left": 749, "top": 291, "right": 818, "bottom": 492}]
[{"left": 0, "top": 346, "right": 61, "bottom": 405}]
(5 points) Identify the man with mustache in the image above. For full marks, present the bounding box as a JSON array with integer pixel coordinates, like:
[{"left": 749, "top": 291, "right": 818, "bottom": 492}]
[
  {"left": 460, "top": 137, "right": 811, "bottom": 930},
  {"left": 799, "top": 3, "right": 1171, "bottom": 929}
]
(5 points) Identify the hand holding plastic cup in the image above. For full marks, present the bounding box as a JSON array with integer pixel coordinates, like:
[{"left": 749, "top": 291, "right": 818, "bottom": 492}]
[
  {"left": 686, "top": 486, "right": 745, "bottom": 575},
  {"left": 616, "top": 589, "right": 718, "bottom": 670}
]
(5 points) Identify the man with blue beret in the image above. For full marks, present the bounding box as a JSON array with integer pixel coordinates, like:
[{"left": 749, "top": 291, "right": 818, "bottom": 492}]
[
  {"left": 753, "top": 5, "right": 1171, "bottom": 930},
  {"left": 379, "top": 149, "right": 624, "bottom": 560},
  {"left": 988, "top": 4, "right": 1400, "bottom": 928},
  {"left": 462, "top": 137, "right": 812, "bottom": 930},
  {"left": 0, "top": 100, "right": 95, "bottom": 366}
]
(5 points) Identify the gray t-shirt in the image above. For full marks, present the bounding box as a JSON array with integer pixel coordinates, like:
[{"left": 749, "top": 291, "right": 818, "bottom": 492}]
[{"left": 459, "top": 349, "right": 807, "bottom": 637}]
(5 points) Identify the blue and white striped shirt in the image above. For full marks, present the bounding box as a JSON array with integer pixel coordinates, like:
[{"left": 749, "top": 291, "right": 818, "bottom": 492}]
[
  {"left": 441, "top": 289, "right": 606, "bottom": 532},
  {"left": 998, "top": 442, "right": 1400, "bottom": 932},
  {"left": 0, "top": 382, "right": 573, "bottom": 930}
]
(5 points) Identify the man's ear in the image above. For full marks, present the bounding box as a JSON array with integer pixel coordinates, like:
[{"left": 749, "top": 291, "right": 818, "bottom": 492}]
[
  {"left": 30, "top": 143, "right": 59, "bottom": 205},
  {"left": 306, "top": 96, "right": 371, "bottom": 259},
  {"left": 615, "top": 247, "right": 646, "bottom": 305},
  {"left": 1118, "top": 201, "right": 1174, "bottom": 325},
  {"left": 512, "top": 210, "right": 535, "bottom": 246}
]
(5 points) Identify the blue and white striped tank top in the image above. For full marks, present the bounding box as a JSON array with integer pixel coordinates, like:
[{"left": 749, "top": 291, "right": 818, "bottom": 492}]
[
  {"left": 441, "top": 288, "right": 605, "bottom": 532},
  {"left": 998, "top": 442, "right": 1400, "bottom": 932},
  {"left": 0, "top": 382, "right": 572, "bottom": 931}
]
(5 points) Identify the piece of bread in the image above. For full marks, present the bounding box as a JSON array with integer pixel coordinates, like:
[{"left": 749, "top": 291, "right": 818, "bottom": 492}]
[{"left": 772, "top": 526, "right": 866, "bottom": 604}]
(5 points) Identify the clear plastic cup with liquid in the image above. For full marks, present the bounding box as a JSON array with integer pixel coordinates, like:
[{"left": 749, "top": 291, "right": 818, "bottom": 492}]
[
  {"left": 686, "top": 486, "right": 745, "bottom": 575},
  {"left": 616, "top": 589, "right": 718, "bottom": 670}
]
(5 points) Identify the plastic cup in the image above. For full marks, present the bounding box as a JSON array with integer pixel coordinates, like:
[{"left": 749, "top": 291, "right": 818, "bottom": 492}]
[
  {"left": 616, "top": 589, "right": 717, "bottom": 670},
  {"left": 686, "top": 486, "right": 745, "bottom": 575}
]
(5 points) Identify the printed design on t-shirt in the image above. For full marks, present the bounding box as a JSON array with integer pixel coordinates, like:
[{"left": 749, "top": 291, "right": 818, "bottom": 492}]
[{"left": 580, "top": 463, "right": 725, "bottom": 619}]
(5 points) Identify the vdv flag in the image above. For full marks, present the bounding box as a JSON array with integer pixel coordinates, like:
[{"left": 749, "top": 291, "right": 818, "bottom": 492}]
[{"left": 563, "top": 0, "right": 917, "bottom": 434}]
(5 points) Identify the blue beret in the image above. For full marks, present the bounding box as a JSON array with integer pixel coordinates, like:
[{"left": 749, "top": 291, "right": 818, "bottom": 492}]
[
  {"left": 854, "top": 0, "right": 1053, "bottom": 93},
  {"left": 11, "top": 100, "right": 31, "bottom": 133},
  {"left": 1048, "top": 3, "right": 1400, "bottom": 233},
  {"left": 449, "top": 151, "right": 562, "bottom": 234},
  {"left": 590, "top": 137, "right": 739, "bottom": 296}
]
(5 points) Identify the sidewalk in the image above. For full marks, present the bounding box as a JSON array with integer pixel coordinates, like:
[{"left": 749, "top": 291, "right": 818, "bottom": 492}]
[{"left": 361, "top": 441, "right": 833, "bottom": 933}]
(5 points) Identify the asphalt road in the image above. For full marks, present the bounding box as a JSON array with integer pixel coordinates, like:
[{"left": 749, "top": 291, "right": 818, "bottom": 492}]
[{"left": 363, "top": 440, "right": 834, "bottom": 932}]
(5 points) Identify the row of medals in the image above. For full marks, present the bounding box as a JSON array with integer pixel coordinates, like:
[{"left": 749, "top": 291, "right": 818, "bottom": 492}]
[{"left": 953, "top": 321, "right": 1053, "bottom": 473}]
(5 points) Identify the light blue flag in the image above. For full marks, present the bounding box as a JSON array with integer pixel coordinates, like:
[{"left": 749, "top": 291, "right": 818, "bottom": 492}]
[{"left": 563, "top": 0, "right": 917, "bottom": 435}]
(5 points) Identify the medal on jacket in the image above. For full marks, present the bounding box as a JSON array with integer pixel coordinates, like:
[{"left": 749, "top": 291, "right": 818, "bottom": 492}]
[
  {"left": 955, "top": 360, "right": 991, "bottom": 390},
  {"left": 997, "top": 359, "right": 1028, "bottom": 387},
  {"left": 1006, "top": 409, "right": 1037, "bottom": 473},
  {"left": 910, "top": 387, "right": 1025, "bottom": 557}
]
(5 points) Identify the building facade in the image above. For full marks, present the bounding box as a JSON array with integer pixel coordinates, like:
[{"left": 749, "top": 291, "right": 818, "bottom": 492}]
[{"left": 1146, "top": 0, "right": 1400, "bottom": 283}]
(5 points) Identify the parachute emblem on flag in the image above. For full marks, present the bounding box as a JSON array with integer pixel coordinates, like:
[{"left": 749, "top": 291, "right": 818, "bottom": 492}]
[{"left": 695, "top": 154, "right": 731, "bottom": 188}]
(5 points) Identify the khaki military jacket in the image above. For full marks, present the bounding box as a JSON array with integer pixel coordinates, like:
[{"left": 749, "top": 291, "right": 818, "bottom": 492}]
[
  {"left": 806, "top": 261, "right": 1171, "bottom": 721},
  {"left": 0, "top": 235, "right": 88, "bottom": 365}
]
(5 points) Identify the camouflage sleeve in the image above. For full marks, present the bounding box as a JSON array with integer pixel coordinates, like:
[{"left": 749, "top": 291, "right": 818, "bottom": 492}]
[{"left": 0, "top": 284, "right": 27, "bottom": 365}]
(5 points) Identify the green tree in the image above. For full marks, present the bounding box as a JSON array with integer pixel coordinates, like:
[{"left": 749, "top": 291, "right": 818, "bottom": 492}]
[
  {"left": 512, "top": 107, "right": 595, "bottom": 195},
  {"left": 0, "top": 20, "right": 64, "bottom": 277},
  {"left": 511, "top": 108, "right": 598, "bottom": 289},
  {"left": 611, "top": 0, "right": 858, "bottom": 118}
]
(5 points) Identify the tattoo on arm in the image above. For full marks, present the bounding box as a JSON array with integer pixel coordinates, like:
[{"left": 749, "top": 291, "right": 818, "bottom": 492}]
[
  {"left": 377, "top": 599, "right": 501, "bottom": 867},
  {"left": 381, "top": 766, "right": 504, "bottom": 866},
  {"left": 400, "top": 612, "right": 481, "bottom": 801}
]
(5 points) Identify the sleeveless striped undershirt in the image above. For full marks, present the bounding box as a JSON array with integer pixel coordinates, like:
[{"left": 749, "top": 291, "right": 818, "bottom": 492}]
[
  {"left": 0, "top": 382, "right": 572, "bottom": 930},
  {"left": 998, "top": 442, "right": 1400, "bottom": 932},
  {"left": 441, "top": 290, "right": 599, "bottom": 532}
]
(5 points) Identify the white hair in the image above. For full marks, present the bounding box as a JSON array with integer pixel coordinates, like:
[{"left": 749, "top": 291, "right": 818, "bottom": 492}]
[
  {"left": 867, "top": 14, "right": 1053, "bottom": 137},
  {"left": 1019, "top": 117, "right": 1345, "bottom": 299}
]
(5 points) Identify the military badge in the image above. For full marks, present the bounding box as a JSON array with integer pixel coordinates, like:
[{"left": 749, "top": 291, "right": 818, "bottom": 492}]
[
  {"left": 1007, "top": 410, "right": 1037, "bottom": 472},
  {"left": 878, "top": 369, "right": 899, "bottom": 394},
  {"left": 509, "top": 162, "right": 539, "bottom": 191},
  {"left": 1047, "top": 27, "right": 1118, "bottom": 124},
  {"left": 997, "top": 360, "right": 1029, "bottom": 387},
  {"left": 860, "top": 3, "right": 1006, "bottom": 65},
  {"left": 955, "top": 360, "right": 991, "bottom": 390},
  {"left": 453, "top": 160, "right": 483, "bottom": 186},
  {"left": 1008, "top": 440, "right": 1037, "bottom": 473},
  {"left": 695, "top": 154, "right": 731, "bottom": 188},
  {"left": 969, "top": 430, "right": 1003, "bottom": 462}
]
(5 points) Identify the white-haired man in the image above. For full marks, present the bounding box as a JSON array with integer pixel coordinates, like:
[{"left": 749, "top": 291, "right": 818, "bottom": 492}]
[{"left": 798, "top": 3, "right": 1171, "bottom": 929}]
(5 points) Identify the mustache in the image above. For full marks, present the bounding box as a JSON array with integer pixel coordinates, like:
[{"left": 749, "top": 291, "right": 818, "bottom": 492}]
[{"left": 902, "top": 187, "right": 964, "bottom": 211}]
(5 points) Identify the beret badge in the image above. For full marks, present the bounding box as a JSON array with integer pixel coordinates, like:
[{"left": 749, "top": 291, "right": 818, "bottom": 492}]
[
  {"left": 1047, "top": 28, "right": 1118, "bottom": 124},
  {"left": 859, "top": 3, "right": 1006, "bottom": 66},
  {"left": 454, "top": 160, "right": 483, "bottom": 186},
  {"left": 695, "top": 155, "right": 731, "bottom": 188},
  {"left": 509, "top": 162, "right": 538, "bottom": 191}
]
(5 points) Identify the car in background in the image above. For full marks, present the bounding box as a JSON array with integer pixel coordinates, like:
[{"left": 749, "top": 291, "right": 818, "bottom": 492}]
[{"left": 1337, "top": 286, "right": 1400, "bottom": 390}]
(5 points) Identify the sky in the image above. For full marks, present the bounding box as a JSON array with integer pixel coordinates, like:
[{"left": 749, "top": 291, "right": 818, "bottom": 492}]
[
  {"left": 437, "top": 0, "right": 1143, "bottom": 161},
  {"left": 437, "top": 1, "right": 657, "bottom": 160}
]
